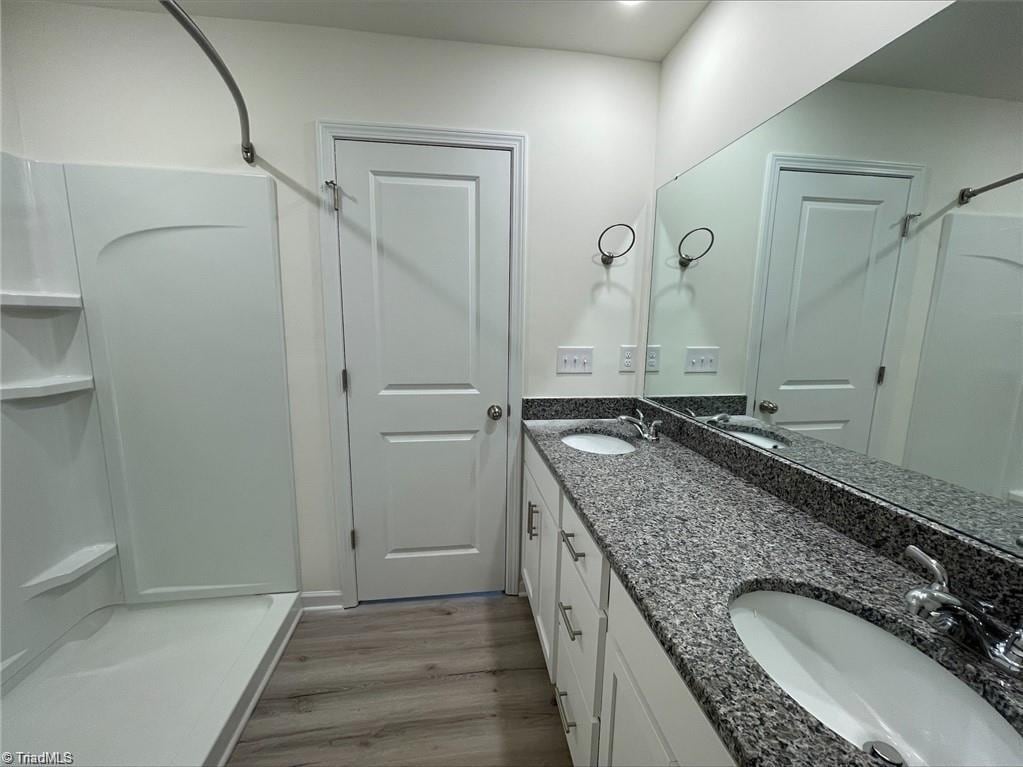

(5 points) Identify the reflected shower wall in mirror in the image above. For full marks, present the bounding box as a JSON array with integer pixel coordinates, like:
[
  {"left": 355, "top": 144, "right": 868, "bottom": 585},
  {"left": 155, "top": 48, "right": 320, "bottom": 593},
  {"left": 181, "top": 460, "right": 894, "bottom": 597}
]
[{"left": 644, "top": 1, "right": 1023, "bottom": 554}]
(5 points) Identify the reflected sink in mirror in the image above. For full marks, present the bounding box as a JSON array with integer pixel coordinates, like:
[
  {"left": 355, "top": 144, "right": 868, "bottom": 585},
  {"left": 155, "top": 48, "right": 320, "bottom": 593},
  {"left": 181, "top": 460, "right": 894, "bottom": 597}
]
[
  {"left": 730, "top": 590, "right": 1023, "bottom": 766},
  {"left": 729, "top": 431, "right": 787, "bottom": 450},
  {"left": 561, "top": 433, "right": 636, "bottom": 455}
]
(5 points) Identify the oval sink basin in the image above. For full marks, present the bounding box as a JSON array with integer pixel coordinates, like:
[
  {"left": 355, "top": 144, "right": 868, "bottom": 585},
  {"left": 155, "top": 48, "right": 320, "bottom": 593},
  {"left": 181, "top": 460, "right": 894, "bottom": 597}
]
[
  {"left": 561, "top": 433, "right": 635, "bottom": 455},
  {"left": 730, "top": 590, "right": 1023, "bottom": 766}
]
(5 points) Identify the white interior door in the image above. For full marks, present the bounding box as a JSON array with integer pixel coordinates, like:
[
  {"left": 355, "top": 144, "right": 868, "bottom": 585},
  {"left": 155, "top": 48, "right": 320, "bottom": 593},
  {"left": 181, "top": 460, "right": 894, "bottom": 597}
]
[
  {"left": 754, "top": 169, "right": 911, "bottom": 451},
  {"left": 335, "top": 139, "right": 511, "bottom": 601}
]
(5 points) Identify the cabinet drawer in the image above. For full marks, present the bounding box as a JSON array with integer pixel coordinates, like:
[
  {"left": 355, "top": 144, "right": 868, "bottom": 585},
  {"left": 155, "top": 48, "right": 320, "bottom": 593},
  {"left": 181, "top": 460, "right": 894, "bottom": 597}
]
[
  {"left": 561, "top": 501, "right": 609, "bottom": 609},
  {"left": 556, "top": 542, "right": 606, "bottom": 717},
  {"left": 524, "top": 436, "right": 561, "bottom": 523},
  {"left": 607, "top": 574, "right": 734, "bottom": 767},
  {"left": 555, "top": 649, "right": 600, "bottom": 767}
]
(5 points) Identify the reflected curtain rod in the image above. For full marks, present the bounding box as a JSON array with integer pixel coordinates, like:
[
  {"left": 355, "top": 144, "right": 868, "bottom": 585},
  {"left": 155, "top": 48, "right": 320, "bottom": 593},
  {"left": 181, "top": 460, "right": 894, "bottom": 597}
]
[
  {"left": 958, "top": 171, "right": 1023, "bottom": 206},
  {"left": 159, "top": 0, "right": 255, "bottom": 164}
]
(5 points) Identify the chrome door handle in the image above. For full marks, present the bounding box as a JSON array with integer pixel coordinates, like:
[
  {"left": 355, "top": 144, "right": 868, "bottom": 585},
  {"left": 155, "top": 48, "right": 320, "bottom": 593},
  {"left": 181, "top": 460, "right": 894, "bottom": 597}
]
[
  {"left": 561, "top": 530, "right": 585, "bottom": 561},
  {"left": 759, "top": 399, "right": 779, "bottom": 414},
  {"left": 554, "top": 686, "right": 576, "bottom": 733},
  {"left": 487, "top": 404, "right": 503, "bottom": 420},
  {"left": 527, "top": 502, "right": 538, "bottom": 540},
  {"left": 559, "top": 602, "right": 583, "bottom": 641}
]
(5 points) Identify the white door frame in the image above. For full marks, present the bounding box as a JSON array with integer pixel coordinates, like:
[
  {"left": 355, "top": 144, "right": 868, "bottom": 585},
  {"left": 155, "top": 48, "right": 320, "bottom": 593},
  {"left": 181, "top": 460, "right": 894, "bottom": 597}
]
[
  {"left": 745, "top": 153, "right": 927, "bottom": 458},
  {"left": 316, "top": 121, "right": 527, "bottom": 606}
]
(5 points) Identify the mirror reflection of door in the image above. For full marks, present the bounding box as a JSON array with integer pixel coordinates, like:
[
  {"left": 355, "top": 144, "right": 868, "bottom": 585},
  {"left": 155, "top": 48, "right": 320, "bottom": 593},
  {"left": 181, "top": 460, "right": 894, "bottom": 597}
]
[{"left": 753, "top": 168, "right": 912, "bottom": 453}]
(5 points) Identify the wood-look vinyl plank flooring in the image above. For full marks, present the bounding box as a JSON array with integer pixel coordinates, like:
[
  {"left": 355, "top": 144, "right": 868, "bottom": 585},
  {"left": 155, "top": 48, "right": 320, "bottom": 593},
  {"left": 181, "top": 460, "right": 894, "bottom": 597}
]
[{"left": 228, "top": 594, "right": 572, "bottom": 767}]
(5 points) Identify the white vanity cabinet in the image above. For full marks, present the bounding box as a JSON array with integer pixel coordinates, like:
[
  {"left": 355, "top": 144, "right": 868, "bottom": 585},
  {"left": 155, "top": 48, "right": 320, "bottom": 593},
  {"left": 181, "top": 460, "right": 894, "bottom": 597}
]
[
  {"left": 522, "top": 434, "right": 732, "bottom": 767},
  {"left": 523, "top": 438, "right": 563, "bottom": 676},
  {"left": 598, "top": 574, "right": 735, "bottom": 767},
  {"left": 520, "top": 468, "right": 542, "bottom": 610}
]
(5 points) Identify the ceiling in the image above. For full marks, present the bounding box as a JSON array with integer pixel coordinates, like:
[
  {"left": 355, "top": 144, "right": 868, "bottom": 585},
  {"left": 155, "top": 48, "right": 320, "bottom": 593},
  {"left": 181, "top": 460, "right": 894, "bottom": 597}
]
[
  {"left": 840, "top": 0, "right": 1023, "bottom": 102},
  {"left": 60, "top": 0, "right": 709, "bottom": 62}
]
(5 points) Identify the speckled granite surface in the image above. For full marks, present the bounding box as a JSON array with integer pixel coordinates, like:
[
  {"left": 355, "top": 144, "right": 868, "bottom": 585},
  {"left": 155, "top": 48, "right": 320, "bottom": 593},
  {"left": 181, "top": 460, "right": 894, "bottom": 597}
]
[
  {"left": 766, "top": 422, "right": 1021, "bottom": 554},
  {"left": 520, "top": 396, "right": 637, "bottom": 421},
  {"left": 524, "top": 418, "right": 1023, "bottom": 767},
  {"left": 647, "top": 394, "right": 748, "bottom": 417},
  {"left": 648, "top": 399, "right": 1023, "bottom": 557},
  {"left": 644, "top": 402, "right": 1023, "bottom": 625}
]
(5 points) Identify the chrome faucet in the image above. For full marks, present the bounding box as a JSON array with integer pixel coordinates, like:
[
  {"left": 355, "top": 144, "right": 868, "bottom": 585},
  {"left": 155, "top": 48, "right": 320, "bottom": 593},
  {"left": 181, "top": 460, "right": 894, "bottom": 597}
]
[
  {"left": 705, "top": 413, "right": 731, "bottom": 426},
  {"left": 903, "top": 545, "right": 1023, "bottom": 674},
  {"left": 618, "top": 409, "right": 661, "bottom": 442}
]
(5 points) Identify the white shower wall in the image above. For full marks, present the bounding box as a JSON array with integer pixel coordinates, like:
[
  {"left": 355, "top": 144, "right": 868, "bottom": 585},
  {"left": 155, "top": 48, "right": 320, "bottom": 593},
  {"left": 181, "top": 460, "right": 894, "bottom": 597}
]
[
  {"left": 2, "top": 154, "right": 300, "bottom": 688},
  {"left": 905, "top": 213, "right": 1023, "bottom": 500},
  {"left": 1, "top": 153, "right": 122, "bottom": 684},
  {"left": 65, "top": 165, "right": 300, "bottom": 602}
]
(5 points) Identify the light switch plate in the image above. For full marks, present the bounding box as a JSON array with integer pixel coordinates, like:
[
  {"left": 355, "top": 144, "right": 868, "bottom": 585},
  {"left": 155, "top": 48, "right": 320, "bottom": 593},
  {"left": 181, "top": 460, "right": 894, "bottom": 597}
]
[
  {"left": 557, "top": 346, "right": 593, "bottom": 374},
  {"left": 619, "top": 345, "right": 638, "bottom": 372},
  {"left": 685, "top": 346, "right": 720, "bottom": 373},
  {"left": 645, "top": 345, "right": 661, "bottom": 372}
]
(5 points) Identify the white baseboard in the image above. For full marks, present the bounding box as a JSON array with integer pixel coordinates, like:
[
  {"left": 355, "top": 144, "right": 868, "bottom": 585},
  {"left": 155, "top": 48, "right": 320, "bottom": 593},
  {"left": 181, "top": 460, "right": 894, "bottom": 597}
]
[{"left": 301, "top": 589, "right": 348, "bottom": 612}]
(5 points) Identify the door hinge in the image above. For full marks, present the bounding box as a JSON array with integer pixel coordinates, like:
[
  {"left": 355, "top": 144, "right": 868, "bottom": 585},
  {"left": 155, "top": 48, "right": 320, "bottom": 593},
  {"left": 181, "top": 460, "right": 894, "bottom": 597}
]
[
  {"left": 876, "top": 365, "right": 887, "bottom": 385},
  {"left": 340, "top": 368, "right": 349, "bottom": 393},
  {"left": 325, "top": 179, "right": 339, "bottom": 212},
  {"left": 900, "top": 212, "right": 922, "bottom": 238},
  {"left": 350, "top": 529, "right": 357, "bottom": 549}
]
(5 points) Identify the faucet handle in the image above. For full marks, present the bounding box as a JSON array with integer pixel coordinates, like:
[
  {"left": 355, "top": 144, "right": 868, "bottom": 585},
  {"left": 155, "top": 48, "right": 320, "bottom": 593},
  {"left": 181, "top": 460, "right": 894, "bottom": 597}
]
[
  {"left": 905, "top": 545, "right": 949, "bottom": 590},
  {"left": 634, "top": 409, "right": 646, "bottom": 425}
]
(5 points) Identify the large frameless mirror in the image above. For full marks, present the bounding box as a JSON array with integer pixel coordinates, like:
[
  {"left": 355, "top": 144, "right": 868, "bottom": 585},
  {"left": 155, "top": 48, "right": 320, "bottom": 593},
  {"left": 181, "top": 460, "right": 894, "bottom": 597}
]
[{"left": 643, "top": 1, "right": 1023, "bottom": 555}]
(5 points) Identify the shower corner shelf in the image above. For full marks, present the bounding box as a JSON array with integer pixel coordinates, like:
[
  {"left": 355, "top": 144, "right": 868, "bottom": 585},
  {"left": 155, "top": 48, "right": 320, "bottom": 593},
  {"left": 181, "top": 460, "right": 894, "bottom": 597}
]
[
  {"left": 0, "top": 290, "right": 83, "bottom": 310},
  {"left": 20, "top": 542, "right": 117, "bottom": 599},
  {"left": 0, "top": 375, "right": 95, "bottom": 401}
]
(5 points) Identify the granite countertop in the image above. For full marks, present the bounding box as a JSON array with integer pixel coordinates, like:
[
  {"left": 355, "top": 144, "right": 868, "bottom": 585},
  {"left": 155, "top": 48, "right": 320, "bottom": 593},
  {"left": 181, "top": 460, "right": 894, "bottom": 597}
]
[
  {"left": 691, "top": 414, "right": 1022, "bottom": 555},
  {"left": 523, "top": 418, "right": 1023, "bottom": 767}
]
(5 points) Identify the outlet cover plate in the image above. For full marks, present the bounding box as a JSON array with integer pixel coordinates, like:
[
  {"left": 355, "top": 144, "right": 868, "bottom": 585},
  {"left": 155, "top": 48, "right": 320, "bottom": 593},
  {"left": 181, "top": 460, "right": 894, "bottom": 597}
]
[
  {"left": 646, "top": 345, "right": 661, "bottom": 372},
  {"left": 619, "top": 345, "right": 638, "bottom": 372}
]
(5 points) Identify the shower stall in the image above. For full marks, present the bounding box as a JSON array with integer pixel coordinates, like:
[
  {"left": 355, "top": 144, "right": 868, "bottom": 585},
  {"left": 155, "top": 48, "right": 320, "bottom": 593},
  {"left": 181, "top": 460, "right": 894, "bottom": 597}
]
[{"left": 0, "top": 152, "right": 301, "bottom": 766}]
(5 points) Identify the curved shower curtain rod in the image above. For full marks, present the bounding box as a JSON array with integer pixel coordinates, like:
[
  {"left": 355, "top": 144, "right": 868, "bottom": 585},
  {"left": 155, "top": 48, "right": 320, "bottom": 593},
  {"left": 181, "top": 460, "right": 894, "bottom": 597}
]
[{"left": 159, "top": 0, "right": 255, "bottom": 164}]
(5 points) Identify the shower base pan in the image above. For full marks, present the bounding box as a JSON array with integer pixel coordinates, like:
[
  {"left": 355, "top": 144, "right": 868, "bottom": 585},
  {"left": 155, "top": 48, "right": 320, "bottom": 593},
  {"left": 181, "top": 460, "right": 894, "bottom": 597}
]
[{"left": 2, "top": 592, "right": 299, "bottom": 766}]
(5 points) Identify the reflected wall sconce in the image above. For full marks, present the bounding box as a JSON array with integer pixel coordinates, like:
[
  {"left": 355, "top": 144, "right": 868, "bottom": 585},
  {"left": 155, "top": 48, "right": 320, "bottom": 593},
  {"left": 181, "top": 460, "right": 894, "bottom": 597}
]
[
  {"left": 598, "top": 223, "right": 636, "bottom": 266},
  {"left": 678, "top": 227, "right": 715, "bottom": 268}
]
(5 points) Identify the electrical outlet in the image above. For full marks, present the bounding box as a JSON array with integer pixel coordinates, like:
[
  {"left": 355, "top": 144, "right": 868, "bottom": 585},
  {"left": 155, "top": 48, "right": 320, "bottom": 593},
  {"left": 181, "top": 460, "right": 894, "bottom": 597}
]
[
  {"left": 619, "top": 345, "right": 638, "bottom": 372},
  {"left": 556, "top": 346, "right": 593, "bottom": 374},
  {"left": 645, "top": 345, "right": 661, "bottom": 372},
  {"left": 685, "top": 346, "right": 720, "bottom": 373}
]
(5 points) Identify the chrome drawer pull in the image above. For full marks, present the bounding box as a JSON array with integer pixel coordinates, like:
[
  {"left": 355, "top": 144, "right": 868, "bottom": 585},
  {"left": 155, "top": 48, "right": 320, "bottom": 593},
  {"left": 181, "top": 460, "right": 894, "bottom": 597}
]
[
  {"left": 554, "top": 686, "right": 576, "bottom": 733},
  {"left": 527, "top": 502, "right": 538, "bottom": 540},
  {"left": 561, "top": 530, "right": 586, "bottom": 561},
  {"left": 558, "top": 601, "right": 583, "bottom": 641}
]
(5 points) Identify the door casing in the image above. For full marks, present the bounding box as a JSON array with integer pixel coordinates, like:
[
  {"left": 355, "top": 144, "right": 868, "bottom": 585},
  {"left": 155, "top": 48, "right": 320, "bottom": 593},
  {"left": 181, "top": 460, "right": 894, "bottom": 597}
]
[
  {"left": 746, "top": 154, "right": 927, "bottom": 461},
  {"left": 316, "top": 121, "right": 527, "bottom": 607}
]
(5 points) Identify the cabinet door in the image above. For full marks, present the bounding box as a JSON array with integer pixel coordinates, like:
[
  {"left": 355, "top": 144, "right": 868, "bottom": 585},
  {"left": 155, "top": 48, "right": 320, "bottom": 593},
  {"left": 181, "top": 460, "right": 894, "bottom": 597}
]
[
  {"left": 521, "top": 469, "right": 542, "bottom": 612},
  {"left": 537, "top": 501, "right": 560, "bottom": 679},
  {"left": 599, "top": 636, "right": 676, "bottom": 767}
]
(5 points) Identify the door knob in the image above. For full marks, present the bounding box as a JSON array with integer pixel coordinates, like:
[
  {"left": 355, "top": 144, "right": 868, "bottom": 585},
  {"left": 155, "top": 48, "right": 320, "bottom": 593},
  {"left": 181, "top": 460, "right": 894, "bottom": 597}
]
[
  {"left": 487, "top": 404, "right": 504, "bottom": 421},
  {"left": 759, "top": 399, "right": 779, "bottom": 414}
]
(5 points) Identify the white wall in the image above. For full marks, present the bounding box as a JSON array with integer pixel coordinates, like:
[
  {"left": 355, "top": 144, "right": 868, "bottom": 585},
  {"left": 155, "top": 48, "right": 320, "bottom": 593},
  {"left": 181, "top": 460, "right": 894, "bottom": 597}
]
[
  {"left": 646, "top": 79, "right": 1023, "bottom": 463},
  {"left": 1, "top": 0, "right": 659, "bottom": 593},
  {"left": 654, "top": 0, "right": 951, "bottom": 186}
]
